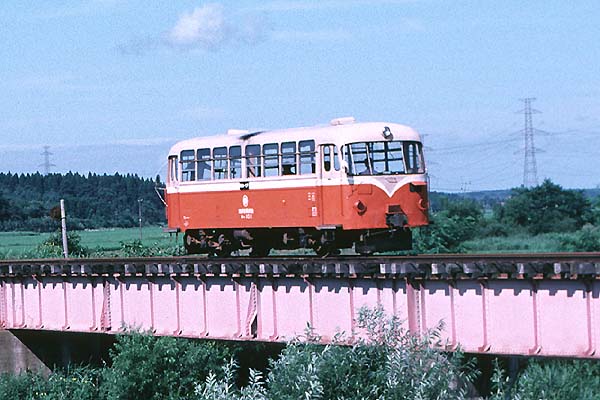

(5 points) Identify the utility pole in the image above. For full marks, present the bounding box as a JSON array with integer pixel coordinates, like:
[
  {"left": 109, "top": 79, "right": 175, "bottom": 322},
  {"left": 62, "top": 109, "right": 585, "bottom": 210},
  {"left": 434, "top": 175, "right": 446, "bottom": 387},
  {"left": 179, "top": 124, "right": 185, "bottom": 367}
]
[
  {"left": 138, "top": 199, "right": 143, "bottom": 242},
  {"left": 39, "top": 146, "right": 56, "bottom": 175},
  {"left": 60, "top": 199, "right": 69, "bottom": 258},
  {"left": 519, "top": 98, "right": 540, "bottom": 187}
]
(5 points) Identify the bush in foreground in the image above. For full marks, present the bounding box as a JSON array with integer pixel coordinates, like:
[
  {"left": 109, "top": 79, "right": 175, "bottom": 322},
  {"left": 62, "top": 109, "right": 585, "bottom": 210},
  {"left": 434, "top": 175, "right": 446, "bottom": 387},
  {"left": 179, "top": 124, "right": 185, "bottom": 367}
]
[
  {"left": 197, "top": 307, "right": 478, "bottom": 400},
  {"left": 490, "top": 359, "right": 600, "bottom": 400},
  {"left": 102, "top": 333, "right": 231, "bottom": 400}
]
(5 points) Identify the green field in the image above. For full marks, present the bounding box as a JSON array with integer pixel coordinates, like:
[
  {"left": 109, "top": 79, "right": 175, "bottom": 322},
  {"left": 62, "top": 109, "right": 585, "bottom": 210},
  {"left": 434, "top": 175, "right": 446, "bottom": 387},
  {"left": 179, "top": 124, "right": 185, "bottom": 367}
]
[{"left": 0, "top": 226, "right": 180, "bottom": 259}]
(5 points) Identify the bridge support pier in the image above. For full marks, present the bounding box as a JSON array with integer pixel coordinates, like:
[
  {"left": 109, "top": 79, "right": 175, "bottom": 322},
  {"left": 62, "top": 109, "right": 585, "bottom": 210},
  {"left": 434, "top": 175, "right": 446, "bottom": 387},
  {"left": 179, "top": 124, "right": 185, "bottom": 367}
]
[{"left": 0, "top": 330, "right": 50, "bottom": 375}]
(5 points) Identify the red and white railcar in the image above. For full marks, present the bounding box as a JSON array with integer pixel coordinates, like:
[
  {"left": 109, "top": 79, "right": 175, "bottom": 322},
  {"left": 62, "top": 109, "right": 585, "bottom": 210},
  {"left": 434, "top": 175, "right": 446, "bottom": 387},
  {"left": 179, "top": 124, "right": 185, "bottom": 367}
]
[{"left": 165, "top": 117, "right": 429, "bottom": 255}]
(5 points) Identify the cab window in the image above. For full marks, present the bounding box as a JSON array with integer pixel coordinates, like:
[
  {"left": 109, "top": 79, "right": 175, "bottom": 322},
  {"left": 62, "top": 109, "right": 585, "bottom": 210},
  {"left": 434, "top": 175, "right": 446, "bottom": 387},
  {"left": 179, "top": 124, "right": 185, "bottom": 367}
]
[{"left": 181, "top": 150, "right": 195, "bottom": 181}]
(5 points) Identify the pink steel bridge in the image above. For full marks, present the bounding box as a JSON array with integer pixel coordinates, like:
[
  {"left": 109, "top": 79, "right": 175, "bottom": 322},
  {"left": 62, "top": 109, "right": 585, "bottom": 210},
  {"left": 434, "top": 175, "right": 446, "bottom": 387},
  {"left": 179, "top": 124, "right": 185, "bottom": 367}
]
[{"left": 1, "top": 253, "right": 599, "bottom": 359}]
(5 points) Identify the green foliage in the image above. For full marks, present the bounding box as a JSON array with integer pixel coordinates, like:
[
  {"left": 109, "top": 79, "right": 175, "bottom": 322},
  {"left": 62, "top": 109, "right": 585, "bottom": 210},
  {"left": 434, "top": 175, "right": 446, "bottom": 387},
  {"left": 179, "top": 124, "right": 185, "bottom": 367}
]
[
  {"left": 445, "top": 199, "right": 484, "bottom": 221},
  {"left": 36, "top": 230, "right": 89, "bottom": 257},
  {"left": 414, "top": 199, "right": 487, "bottom": 253},
  {"left": 118, "top": 239, "right": 183, "bottom": 257},
  {"left": 462, "top": 232, "right": 565, "bottom": 253},
  {"left": 0, "top": 172, "right": 165, "bottom": 232},
  {"left": 592, "top": 197, "right": 600, "bottom": 225},
  {"left": 0, "top": 193, "right": 10, "bottom": 222},
  {"left": 476, "top": 220, "right": 510, "bottom": 238},
  {"left": 0, "top": 367, "right": 101, "bottom": 400},
  {"left": 102, "top": 332, "right": 230, "bottom": 400},
  {"left": 559, "top": 224, "right": 600, "bottom": 252},
  {"left": 499, "top": 179, "right": 593, "bottom": 235},
  {"left": 491, "top": 359, "right": 600, "bottom": 400},
  {"left": 195, "top": 359, "right": 268, "bottom": 400},
  {"left": 265, "top": 307, "right": 477, "bottom": 400},
  {"left": 414, "top": 214, "right": 476, "bottom": 253}
]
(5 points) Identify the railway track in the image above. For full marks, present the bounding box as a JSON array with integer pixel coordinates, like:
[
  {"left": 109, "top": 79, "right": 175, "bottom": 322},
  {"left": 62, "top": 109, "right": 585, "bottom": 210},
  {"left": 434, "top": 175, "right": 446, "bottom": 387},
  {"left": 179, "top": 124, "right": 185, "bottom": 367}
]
[{"left": 1, "top": 252, "right": 599, "bottom": 279}]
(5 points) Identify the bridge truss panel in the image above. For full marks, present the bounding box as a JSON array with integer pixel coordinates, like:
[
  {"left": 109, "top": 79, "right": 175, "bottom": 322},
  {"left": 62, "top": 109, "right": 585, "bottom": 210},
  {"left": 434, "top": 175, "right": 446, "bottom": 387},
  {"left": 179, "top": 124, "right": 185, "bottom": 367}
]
[{"left": 1, "top": 257, "right": 600, "bottom": 359}]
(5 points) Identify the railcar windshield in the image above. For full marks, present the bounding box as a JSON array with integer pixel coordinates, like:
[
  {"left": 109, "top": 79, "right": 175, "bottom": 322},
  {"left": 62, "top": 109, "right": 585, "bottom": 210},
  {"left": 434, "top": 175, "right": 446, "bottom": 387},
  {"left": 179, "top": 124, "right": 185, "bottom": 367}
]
[{"left": 342, "top": 140, "right": 424, "bottom": 176}]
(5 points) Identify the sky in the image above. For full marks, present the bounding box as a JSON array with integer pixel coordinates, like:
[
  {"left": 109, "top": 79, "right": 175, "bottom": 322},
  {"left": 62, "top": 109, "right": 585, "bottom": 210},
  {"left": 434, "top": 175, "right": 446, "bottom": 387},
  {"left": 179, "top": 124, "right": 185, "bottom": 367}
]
[{"left": 1, "top": 0, "right": 599, "bottom": 191}]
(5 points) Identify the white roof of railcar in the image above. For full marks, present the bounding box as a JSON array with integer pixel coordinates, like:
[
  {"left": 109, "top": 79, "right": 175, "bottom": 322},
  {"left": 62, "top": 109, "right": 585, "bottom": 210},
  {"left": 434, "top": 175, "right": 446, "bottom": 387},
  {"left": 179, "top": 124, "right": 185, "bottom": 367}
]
[{"left": 168, "top": 121, "right": 421, "bottom": 156}]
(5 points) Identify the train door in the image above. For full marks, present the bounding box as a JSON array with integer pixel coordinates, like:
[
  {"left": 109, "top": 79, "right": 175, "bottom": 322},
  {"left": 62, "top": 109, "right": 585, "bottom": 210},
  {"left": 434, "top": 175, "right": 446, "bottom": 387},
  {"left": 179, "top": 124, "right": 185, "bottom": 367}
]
[
  {"left": 166, "top": 155, "right": 181, "bottom": 229},
  {"left": 319, "top": 144, "right": 343, "bottom": 225}
]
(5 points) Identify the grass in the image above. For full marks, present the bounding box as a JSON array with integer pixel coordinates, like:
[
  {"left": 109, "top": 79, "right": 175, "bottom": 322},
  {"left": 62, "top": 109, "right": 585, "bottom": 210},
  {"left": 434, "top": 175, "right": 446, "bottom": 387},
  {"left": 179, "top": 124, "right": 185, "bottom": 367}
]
[
  {"left": 462, "top": 232, "right": 566, "bottom": 253},
  {"left": 0, "top": 227, "right": 577, "bottom": 260},
  {"left": 0, "top": 226, "right": 180, "bottom": 259}
]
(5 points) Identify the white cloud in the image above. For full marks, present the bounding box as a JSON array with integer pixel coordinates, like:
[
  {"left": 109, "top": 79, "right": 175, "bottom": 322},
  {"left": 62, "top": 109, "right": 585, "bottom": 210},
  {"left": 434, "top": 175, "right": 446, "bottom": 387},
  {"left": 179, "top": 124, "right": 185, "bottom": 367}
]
[
  {"left": 120, "top": 1, "right": 419, "bottom": 54},
  {"left": 168, "top": 3, "right": 229, "bottom": 49}
]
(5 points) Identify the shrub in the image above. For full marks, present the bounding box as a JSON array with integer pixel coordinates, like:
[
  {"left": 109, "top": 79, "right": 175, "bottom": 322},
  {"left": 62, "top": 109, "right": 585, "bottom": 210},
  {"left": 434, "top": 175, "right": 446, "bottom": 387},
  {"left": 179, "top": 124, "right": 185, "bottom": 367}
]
[
  {"left": 0, "top": 367, "right": 100, "bottom": 400},
  {"left": 36, "top": 230, "right": 89, "bottom": 258},
  {"left": 490, "top": 359, "right": 600, "bottom": 400},
  {"left": 414, "top": 213, "right": 479, "bottom": 253},
  {"left": 118, "top": 240, "right": 183, "bottom": 257},
  {"left": 102, "top": 332, "right": 230, "bottom": 400},
  {"left": 195, "top": 359, "right": 268, "bottom": 400},
  {"left": 196, "top": 307, "right": 478, "bottom": 400},
  {"left": 559, "top": 225, "right": 600, "bottom": 252},
  {"left": 499, "top": 180, "right": 593, "bottom": 235}
]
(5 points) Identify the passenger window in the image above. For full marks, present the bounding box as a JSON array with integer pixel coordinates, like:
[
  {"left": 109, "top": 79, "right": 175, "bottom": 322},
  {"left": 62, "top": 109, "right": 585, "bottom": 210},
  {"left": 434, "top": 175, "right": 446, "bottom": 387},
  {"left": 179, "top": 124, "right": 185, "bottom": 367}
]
[
  {"left": 333, "top": 145, "right": 340, "bottom": 171},
  {"left": 181, "top": 150, "right": 195, "bottom": 181},
  {"left": 281, "top": 142, "right": 297, "bottom": 175},
  {"left": 229, "top": 146, "right": 242, "bottom": 179},
  {"left": 245, "top": 144, "right": 261, "bottom": 178},
  {"left": 323, "top": 145, "right": 331, "bottom": 172},
  {"left": 213, "top": 147, "right": 227, "bottom": 180},
  {"left": 263, "top": 143, "right": 279, "bottom": 177},
  {"left": 299, "top": 140, "right": 315, "bottom": 175},
  {"left": 197, "top": 148, "right": 211, "bottom": 181}
]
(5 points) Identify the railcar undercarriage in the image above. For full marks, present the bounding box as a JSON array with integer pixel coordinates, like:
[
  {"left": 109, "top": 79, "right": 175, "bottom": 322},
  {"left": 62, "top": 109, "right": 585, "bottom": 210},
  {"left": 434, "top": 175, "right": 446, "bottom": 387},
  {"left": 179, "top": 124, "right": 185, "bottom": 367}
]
[{"left": 182, "top": 227, "right": 413, "bottom": 256}]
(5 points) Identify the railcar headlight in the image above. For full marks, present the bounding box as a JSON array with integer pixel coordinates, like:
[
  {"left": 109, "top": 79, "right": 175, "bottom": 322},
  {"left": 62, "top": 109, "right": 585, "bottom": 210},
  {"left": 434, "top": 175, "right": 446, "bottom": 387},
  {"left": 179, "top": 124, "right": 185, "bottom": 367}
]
[{"left": 382, "top": 126, "right": 393, "bottom": 139}]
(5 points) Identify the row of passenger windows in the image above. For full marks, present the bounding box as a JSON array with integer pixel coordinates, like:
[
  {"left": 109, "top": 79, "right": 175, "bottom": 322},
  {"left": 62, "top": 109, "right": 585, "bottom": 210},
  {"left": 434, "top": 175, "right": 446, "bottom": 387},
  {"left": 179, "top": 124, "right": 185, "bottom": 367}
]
[
  {"left": 168, "top": 140, "right": 423, "bottom": 183},
  {"left": 175, "top": 140, "right": 320, "bottom": 182}
]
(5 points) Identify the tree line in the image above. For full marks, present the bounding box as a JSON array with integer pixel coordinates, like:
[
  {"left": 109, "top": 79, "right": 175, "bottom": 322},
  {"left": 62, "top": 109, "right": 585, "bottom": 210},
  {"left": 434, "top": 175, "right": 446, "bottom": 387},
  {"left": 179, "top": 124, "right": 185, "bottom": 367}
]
[{"left": 0, "top": 172, "right": 166, "bottom": 231}]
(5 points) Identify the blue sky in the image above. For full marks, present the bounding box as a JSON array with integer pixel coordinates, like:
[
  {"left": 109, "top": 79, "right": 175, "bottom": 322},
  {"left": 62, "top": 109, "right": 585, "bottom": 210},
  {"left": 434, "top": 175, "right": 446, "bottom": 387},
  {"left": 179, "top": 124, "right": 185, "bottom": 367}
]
[{"left": 1, "top": 1, "right": 599, "bottom": 191}]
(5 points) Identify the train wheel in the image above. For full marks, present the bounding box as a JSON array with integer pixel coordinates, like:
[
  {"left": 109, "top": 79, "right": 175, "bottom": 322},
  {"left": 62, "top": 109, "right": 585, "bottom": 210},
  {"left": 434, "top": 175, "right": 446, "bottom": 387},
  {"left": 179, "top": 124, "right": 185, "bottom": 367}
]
[
  {"left": 315, "top": 244, "right": 340, "bottom": 257},
  {"left": 214, "top": 234, "right": 233, "bottom": 257},
  {"left": 183, "top": 231, "right": 200, "bottom": 254},
  {"left": 313, "top": 232, "right": 339, "bottom": 257}
]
